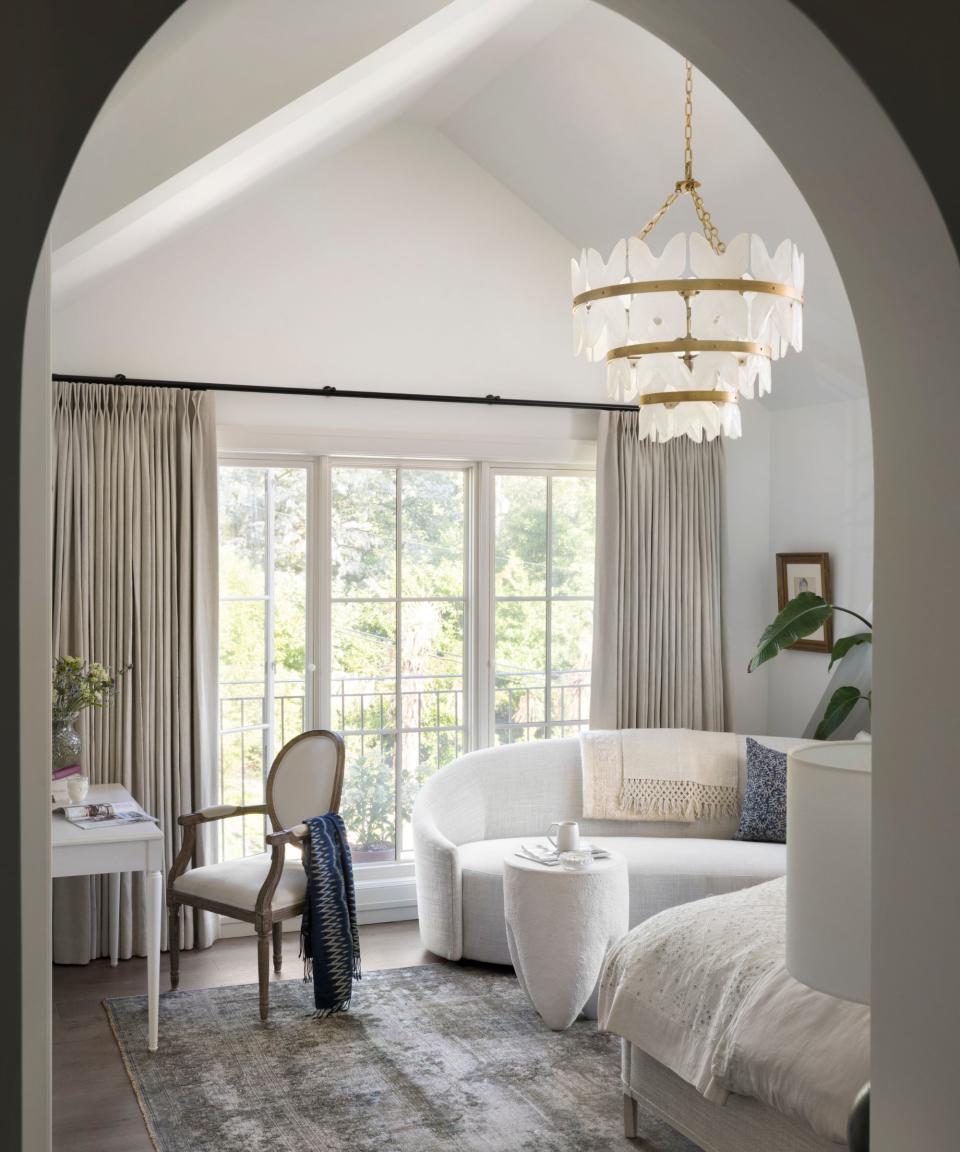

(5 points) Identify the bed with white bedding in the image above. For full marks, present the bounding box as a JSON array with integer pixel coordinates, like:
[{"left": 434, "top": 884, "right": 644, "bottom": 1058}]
[{"left": 598, "top": 878, "right": 869, "bottom": 1150}]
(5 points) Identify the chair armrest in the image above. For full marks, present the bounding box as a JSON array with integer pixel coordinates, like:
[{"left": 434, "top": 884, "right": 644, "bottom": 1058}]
[
  {"left": 265, "top": 823, "right": 309, "bottom": 849},
  {"left": 169, "top": 805, "right": 270, "bottom": 898},
  {"left": 178, "top": 803, "right": 268, "bottom": 827},
  {"left": 253, "top": 835, "right": 307, "bottom": 924}
]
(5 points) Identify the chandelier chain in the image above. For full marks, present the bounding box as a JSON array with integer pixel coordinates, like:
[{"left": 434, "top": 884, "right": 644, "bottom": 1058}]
[
  {"left": 637, "top": 59, "right": 726, "bottom": 255},
  {"left": 683, "top": 59, "right": 694, "bottom": 182},
  {"left": 638, "top": 187, "right": 683, "bottom": 244}
]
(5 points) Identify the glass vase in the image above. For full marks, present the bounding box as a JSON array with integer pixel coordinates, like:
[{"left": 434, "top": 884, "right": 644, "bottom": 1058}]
[{"left": 52, "top": 716, "right": 82, "bottom": 774}]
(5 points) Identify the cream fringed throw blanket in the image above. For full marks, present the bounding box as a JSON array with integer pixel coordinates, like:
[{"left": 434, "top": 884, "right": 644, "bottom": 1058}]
[{"left": 581, "top": 728, "right": 739, "bottom": 822}]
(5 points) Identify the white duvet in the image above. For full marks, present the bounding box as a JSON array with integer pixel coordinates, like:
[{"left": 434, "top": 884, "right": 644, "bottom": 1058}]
[{"left": 597, "top": 878, "right": 869, "bottom": 1144}]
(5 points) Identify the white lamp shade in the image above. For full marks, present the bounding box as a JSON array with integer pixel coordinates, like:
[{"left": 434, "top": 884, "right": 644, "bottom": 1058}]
[{"left": 786, "top": 740, "right": 871, "bottom": 1005}]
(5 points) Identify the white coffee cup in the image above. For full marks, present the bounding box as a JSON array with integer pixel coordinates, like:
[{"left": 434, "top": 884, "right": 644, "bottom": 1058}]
[{"left": 547, "top": 820, "right": 580, "bottom": 854}]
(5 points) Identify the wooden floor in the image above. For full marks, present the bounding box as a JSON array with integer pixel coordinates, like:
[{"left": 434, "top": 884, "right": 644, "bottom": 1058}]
[{"left": 53, "top": 921, "right": 440, "bottom": 1152}]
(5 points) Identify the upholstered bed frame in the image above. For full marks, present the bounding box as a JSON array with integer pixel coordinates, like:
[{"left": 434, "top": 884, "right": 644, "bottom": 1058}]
[{"left": 621, "top": 1043, "right": 841, "bottom": 1151}]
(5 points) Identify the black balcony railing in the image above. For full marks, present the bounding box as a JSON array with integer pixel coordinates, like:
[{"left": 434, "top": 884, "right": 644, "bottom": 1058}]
[{"left": 217, "top": 673, "right": 590, "bottom": 859}]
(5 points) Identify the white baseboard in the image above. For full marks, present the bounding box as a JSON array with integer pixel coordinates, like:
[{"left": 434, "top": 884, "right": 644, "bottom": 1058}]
[{"left": 218, "top": 874, "right": 418, "bottom": 937}]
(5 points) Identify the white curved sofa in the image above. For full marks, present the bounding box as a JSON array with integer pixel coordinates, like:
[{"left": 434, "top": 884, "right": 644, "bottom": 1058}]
[{"left": 413, "top": 733, "right": 806, "bottom": 965}]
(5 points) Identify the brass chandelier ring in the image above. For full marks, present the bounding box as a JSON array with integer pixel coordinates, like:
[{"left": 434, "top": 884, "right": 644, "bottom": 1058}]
[
  {"left": 606, "top": 338, "right": 772, "bottom": 361},
  {"left": 572, "top": 278, "right": 803, "bottom": 309},
  {"left": 635, "top": 390, "right": 739, "bottom": 408}
]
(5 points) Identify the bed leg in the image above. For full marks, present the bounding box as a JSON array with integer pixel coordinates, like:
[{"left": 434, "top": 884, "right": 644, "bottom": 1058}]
[{"left": 623, "top": 1092, "right": 638, "bottom": 1139}]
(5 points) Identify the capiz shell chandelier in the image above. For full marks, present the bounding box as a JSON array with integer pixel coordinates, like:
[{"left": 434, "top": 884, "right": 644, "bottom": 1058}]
[{"left": 571, "top": 61, "right": 804, "bottom": 442}]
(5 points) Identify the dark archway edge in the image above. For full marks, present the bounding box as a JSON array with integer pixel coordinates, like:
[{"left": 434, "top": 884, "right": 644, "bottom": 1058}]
[
  {"left": 0, "top": 7, "right": 186, "bottom": 1146},
  {"left": 1, "top": 2, "right": 956, "bottom": 1147}
]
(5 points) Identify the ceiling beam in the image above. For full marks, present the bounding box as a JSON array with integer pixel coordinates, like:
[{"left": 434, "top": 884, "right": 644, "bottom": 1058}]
[{"left": 52, "top": 0, "right": 538, "bottom": 299}]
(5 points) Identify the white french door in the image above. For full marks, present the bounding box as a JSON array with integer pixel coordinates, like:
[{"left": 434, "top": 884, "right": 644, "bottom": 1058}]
[{"left": 216, "top": 455, "right": 594, "bottom": 868}]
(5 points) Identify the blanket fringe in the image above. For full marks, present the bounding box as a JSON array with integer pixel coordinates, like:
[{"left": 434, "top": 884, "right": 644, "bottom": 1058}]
[
  {"left": 618, "top": 778, "right": 739, "bottom": 822},
  {"left": 313, "top": 998, "right": 352, "bottom": 1019},
  {"left": 301, "top": 930, "right": 312, "bottom": 983}
]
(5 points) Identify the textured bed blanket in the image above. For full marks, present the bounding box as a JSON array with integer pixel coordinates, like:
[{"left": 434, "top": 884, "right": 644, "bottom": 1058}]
[
  {"left": 581, "top": 728, "right": 739, "bottom": 821},
  {"left": 597, "top": 878, "right": 869, "bottom": 1144}
]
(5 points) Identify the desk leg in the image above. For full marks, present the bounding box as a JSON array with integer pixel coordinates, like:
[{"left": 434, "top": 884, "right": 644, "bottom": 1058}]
[
  {"left": 109, "top": 874, "right": 120, "bottom": 967},
  {"left": 146, "top": 869, "right": 162, "bottom": 1051}
]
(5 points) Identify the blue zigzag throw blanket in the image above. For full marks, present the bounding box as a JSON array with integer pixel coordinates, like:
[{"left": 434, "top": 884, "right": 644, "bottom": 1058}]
[{"left": 300, "top": 813, "right": 361, "bottom": 1016}]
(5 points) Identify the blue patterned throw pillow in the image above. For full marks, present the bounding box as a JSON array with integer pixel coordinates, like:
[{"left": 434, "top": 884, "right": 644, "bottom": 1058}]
[{"left": 734, "top": 738, "right": 787, "bottom": 843}]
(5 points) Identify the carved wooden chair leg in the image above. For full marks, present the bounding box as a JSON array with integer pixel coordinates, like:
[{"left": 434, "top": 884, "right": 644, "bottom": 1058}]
[
  {"left": 272, "top": 921, "right": 284, "bottom": 974},
  {"left": 168, "top": 902, "right": 181, "bottom": 991},
  {"left": 257, "top": 927, "right": 271, "bottom": 1021}
]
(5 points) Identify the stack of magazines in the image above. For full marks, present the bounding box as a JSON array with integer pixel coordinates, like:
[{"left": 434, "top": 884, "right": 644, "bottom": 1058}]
[
  {"left": 56, "top": 801, "right": 157, "bottom": 830},
  {"left": 514, "top": 841, "right": 611, "bottom": 866}
]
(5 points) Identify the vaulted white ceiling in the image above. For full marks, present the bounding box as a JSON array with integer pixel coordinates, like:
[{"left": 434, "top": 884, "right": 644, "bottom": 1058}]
[{"left": 52, "top": 0, "right": 865, "bottom": 409}]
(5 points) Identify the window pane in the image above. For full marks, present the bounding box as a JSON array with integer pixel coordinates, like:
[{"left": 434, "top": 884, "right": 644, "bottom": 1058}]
[
  {"left": 495, "top": 598, "right": 546, "bottom": 674},
  {"left": 401, "top": 599, "right": 463, "bottom": 682},
  {"left": 331, "top": 467, "right": 396, "bottom": 599},
  {"left": 551, "top": 599, "right": 593, "bottom": 673},
  {"left": 551, "top": 476, "right": 595, "bottom": 597},
  {"left": 495, "top": 599, "right": 546, "bottom": 743},
  {"left": 274, "top": 467, "right": 308, "bottom": 749},
  {"left": 218, "top": 464, "right": 307, "bottom": 861},
  {"left": 397, "top": 599, "right": 464, "bottom": 855},
  {"left": 341, "top": 733, "right": 396, "bottom": 863},
  {"left": 332, "top": 598, "right": 398, "bottom": 862},
  {"left": 332, "top": 601, "right": 397, "bottom": 679},
  {"left": 332, "top": 465, "right": 468, "bottom": 864},
  {"left": 401, "top": 469, "right": 465, "bottom": 598},
  {"left": 219, "top": 467, "right": 266, "bottom": 597},
  {"left": 550, "top": 675, "right": 591, "bottom": 736},
  {"left": 495, "top": 474, "right": 546, "bottom": 596},
  {"left": 219, "top": 599, "right": 265, "bottom": 686},
  {"left": 493, "top": 471, "right": 595, "bottom": 745}
]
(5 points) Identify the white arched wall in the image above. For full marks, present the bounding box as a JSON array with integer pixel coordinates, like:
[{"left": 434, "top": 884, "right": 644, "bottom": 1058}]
[{"left": 19, "top": 2, "right": 959, "bottom": 1149}]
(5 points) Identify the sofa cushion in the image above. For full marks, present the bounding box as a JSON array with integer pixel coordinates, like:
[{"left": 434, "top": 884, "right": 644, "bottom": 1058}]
[
  {"left": 734, "top": 738, "right": 788, "bottom": 843},
  {"left": 458, "top": 836, "right": 786, "bottom": 966}
]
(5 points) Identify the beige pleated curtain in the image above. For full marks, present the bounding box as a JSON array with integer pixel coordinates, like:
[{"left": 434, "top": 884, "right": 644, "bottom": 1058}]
[
  {"left": 590, "top": 411, "right": 726, "bottom": 731},
  {"left": 52, "top": 381, "right": 219, "bottom": 962}
]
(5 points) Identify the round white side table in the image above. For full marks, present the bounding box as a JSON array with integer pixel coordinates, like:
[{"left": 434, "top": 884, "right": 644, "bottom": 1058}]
[{"left": 503, "top": 851, "right": 629, "bottom": 1031}]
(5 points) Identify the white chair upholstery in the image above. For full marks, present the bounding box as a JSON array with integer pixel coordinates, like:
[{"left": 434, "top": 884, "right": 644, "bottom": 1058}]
[
  {"left": 268, "top": 732, "right": 343, "bottom": 831},
  {"left": 413, "top": 733, "right": 807, "bottom": 964},
  {"left": 172, "top": 848, "right": 307, "bottom": 912}
]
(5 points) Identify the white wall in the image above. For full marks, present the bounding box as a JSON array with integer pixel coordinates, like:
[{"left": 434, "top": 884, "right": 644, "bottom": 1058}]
[
  {"left": 54, "top": 121, "right": 597, "bottom": 403},
  {"left": 765, "top": 397, "right": 874, "bottom": 735}
]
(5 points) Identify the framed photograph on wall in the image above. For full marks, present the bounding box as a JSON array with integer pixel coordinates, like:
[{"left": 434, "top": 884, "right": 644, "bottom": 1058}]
[{"left": 776, "top": 552, "right": 833, "bottom": 653}]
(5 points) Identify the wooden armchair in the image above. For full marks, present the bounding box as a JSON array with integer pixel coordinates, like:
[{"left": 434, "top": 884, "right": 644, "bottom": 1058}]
[{"left": 167, "top": 729, "right": 345, "bottom": 1020}]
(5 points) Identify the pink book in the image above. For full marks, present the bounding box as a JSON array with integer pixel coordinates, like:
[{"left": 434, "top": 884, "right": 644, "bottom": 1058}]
[{"left": 52, "top": 764, "right": 82, "bottom": 780}]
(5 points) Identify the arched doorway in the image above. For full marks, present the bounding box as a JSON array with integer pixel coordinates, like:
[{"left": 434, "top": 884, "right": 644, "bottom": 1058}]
[{"left": 13, "top": 3, "right": 959, "bottom": 1149}]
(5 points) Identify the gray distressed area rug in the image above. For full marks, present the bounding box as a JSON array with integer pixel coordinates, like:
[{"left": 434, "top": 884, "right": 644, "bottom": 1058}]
[{"left": 106, "top": 963, "right": 698, "bottom": 1152}]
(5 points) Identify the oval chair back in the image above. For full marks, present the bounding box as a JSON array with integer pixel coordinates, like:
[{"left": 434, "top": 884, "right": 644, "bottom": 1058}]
[{"left": 266, "top": 730, "right": 345, "bottom": 833}]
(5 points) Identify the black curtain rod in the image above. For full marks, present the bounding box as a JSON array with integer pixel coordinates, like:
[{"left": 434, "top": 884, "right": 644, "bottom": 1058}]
[{"left": 51, "top": 373, "right": 636, "bottom": 413}]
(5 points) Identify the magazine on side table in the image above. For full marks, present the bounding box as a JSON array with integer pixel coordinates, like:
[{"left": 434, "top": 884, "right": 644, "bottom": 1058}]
[{"left": 54, "top": 799, "right": 158, "bottom": 830}]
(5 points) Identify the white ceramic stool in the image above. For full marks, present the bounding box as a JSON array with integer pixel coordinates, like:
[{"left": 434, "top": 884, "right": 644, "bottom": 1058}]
[{"left": 503, "top": 851, "right": 629, "bottom": 1030}]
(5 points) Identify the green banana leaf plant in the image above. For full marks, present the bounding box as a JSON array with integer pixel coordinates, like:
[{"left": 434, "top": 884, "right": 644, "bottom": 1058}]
[{"left": 747, "top": 591, "right": 872, "bottom": 739}]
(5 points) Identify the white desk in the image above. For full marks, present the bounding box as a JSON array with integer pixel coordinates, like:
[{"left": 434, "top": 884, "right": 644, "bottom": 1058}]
[{"left": 52, "top": 783, "right": 164, "bottom": 1050}]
